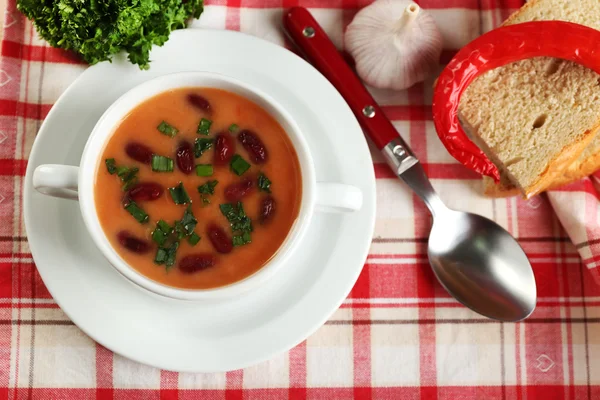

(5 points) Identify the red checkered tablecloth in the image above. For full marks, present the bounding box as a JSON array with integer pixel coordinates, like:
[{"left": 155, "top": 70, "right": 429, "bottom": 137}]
[{"left": 1, "top": 0, "right": 599, "bottom": 398}]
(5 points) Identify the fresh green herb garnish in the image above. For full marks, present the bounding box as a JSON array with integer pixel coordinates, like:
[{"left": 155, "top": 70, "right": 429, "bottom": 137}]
[
  {"left": 195, "top": 164, "right": 213, "bottom": 177},
  {"left": 105, "top": 158, "right": 117, "bottom": 174},
  {"left": 154, "top": 248, "right": 167, "bottom": 264},
  {"left": 179, "top": 206, "right": 197, "bottom": 236},
  {"left": 16, "top": 0, "right": 203, "bottom": 70},
  {"left": 153, "top": 208, "right": 197, "bottom": 269},
  {"left": 198, "top": 180, "right": 218, "bottom": 205},
  {"left": 157, "top": 121, "right": 179, "bottom": 137},
  {"left": 106, "top": 159, "right": 138, "bottom": 190},
  {"left": 125, "top": 201, "right": 149, "bottom": 224},
  {"left": 197, "top": 118, "right": 212, "bottom": 135},
  {"left": 174, "top": 221, "right": 186, "bottom": 239},
  {"left": 169, "top": 182, "right": 191, "bottom": 205},
  {"left": 187, "top": 232, "right": 201, "bottom": 246},
  {"left": 230, "top": 154, "right": 251, "bottom": 176},
  {"left": 198, "top": 180, "right": 218, "bottom": 195},
  {"left": 257, "top": 172, "right": 272, "bottom": 193},
  {"left": 220, "top": 202, "right": 253, "bottom": 246},
  {"left": 116, "top": 166, "right": 139, "bottom": 190},
  {"left": 194, "top": 138, "right": 213, "bottom": 158},
  {"left": 151, "top": 155, "right": 174, "bottom": 172},
  {"left": 165, "top": 242, "right": 179, "bottom": 268},
  {"left": 232, "top": 231, "right": 252, "bottom": 247},
  {"left": 151, "top": 220, "right": 172, "bottom": 246},
  {"left": 229, "top": 124, "right": 239, "bottom": 133}
]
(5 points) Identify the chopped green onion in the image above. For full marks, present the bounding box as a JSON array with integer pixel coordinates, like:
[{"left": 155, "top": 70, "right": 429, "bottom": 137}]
[
  {"left": 124, "top": 201, "right": 149, "bottom": 224},
  {"left": 202, "top": 197, "right": 210, "bottom": 205},
  {"left": 229, "top": 124, "right": 239, "bottom": 133},
  {"left": 198, "top": 180, "right": 218, "bottom": 195},
  {"left": 179, "top": 206, "right": 197, "bottom": 235},
  {"left": 232, "top": 231, "right": 252, "bottom": 247},
  {"left": 174, "top": 221, "right": 186, "bottom": 239},
  {"left": 195, "top": 164, "right": 213, "bottom": 177},
  {"left": 158, "top": 220, "right": 171, "bottom": 233},
  {"left": 116, "top": 166, "right": 129, "bottom": 176},
  {"left": 165, "top": 242, "right": 179, "bottom": 268},
  {"left": 169, "top": 182, "right": 191, "bottom": 205},
  {"left": 257, "top": 172, "right": 272, "bottom": 193},
  {"left": 230, "top": 154, "right": 251, "bottom": 176},
  {"left": 151, "top": 220, "right": 172, "bottom": 246},
  {"left": 154, "top": 248, "right": 167, "bottom": 265},
  {"left": 122, "top": 177, "right": 139, "bottom": 191},
  {"left": 187, "top": 232, "right": 201, "bottom": 246},
  {"left": 157, "top": 121, "right": 179, "bottom": 137},
  {"left": 194, "top": 138, "right": 213, "bottom": 158},
  {"left": 105, "top": 158, "right": 117, "bottom": 174},
  {"left": 197, "top": 118, "right": 212, "bottom": 135},
  {"left": 151, "top": 155, "right": 174, "bottom": 172},
  {"left": 220, "top": 202, "right": 253, "bottom": 234}
]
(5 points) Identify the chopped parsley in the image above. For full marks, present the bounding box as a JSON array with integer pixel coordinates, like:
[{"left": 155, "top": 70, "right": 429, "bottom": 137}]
[
  {"left": 105, "top": 158, "right": 117, "bottom": 174},
  {"left": 194, "top": 138, "right": 213, "bottom": 158},
  {"left": 197, "top": 180, "right": 218, "bottom": 205},
  {"left": 257, "top": 172, "right": 272, "bottom": 193},
  {"left": 220, "top": 202, "right": 253, "bottom": 246}
]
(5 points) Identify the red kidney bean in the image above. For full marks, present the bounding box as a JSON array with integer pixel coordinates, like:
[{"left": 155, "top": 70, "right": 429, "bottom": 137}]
[
  {"left": 176, "top": 140, "right": 194, "bottom": 174},
  {"left": 117, "top": 231, "right": 151, "bottom": 254},
  {"left": 238, "top": 130, "right": 268, "bottom": 164},
  {"left": 125, "top": 142, "right": 153, "bottom": 164},
  {"left": 224, "top": 178, "right": 254, "bottom": 202},
  {"left": 214, "top": 133, "right": 235, "bottom": 165},
  {"left": 260, "top": 195, "right": 276, "bottom": 224},
  {"left": 207, "top": 223, "right": 233, "bottom": 254},
  {"left": 179, "top": 254, "right": 216, "bottom": 274},
  {"left": 187, "top": 94, "right": 211, "bottom": 113},
  {"left": 127, "top": 182, "right": 164, "bottom": 202}
]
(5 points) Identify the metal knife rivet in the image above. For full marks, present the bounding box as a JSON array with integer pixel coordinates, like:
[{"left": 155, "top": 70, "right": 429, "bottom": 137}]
[
  {"left": 302, "top": 27, "right": 315, "bottom": 38},
  {"left": 363, "top": 105, "right": 376, "bottom": 118},
  {"left": 393, "top": 146, "right": 406, "bottom": 157}
]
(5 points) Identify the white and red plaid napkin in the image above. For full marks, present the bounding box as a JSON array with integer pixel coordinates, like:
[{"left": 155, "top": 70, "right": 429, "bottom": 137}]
[
  {"left": 0, "top": 0, "right": 599, "bottom": 398},
  {"left": 548, "top": 174, "right": 600, "bottom": 284}
]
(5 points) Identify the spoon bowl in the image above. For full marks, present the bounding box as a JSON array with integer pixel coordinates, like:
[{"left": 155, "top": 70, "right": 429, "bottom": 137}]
[{"left": 428, "top": 210, "right": 536, "bottom": 321}]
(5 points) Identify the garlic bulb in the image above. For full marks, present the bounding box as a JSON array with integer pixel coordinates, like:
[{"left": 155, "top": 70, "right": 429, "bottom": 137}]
[{"left": 345, "top": 0, "right": 443, "bottom": 90}]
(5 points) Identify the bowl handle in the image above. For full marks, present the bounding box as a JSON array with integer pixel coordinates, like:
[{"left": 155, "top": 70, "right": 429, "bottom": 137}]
[
  {"left": 315, "top": 182, "right": 363, "bottom": 213},
  {"left": 32, "top": 164, "right": 79, "bottom": 200}
]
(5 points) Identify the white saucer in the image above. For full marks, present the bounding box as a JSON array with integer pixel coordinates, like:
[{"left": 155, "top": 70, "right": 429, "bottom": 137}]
[{"left": 24, "top": 29, "right": 376, "bottom": 372}]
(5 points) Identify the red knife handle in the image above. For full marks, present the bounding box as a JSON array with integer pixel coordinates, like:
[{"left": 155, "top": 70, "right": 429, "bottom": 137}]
[{"left": 283, "top": 7, "right": 403, "bottom": 151}]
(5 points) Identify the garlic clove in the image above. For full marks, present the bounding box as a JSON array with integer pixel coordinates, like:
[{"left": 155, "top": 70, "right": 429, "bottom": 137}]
[{"left": 345, "top": 0, "right": 443, "bottom": 91}]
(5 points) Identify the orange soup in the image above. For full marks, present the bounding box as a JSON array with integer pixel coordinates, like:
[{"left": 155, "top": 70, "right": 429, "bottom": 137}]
[{"left": 95, "top": 88, "right": 302, "bottom": 289}]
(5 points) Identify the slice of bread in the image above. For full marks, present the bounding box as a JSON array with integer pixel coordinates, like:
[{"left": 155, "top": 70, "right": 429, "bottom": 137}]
[
  {"left": 457, "top": 0, "right": 600, "bottom": 198},
  {"left": 483, "top": 132, "right": 600, "bottom": 197}
]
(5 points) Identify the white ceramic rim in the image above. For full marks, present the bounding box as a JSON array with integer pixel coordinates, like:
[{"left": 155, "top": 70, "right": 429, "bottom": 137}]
[{"left": 78, "top": 71, "right": 316, "bottom": 301}]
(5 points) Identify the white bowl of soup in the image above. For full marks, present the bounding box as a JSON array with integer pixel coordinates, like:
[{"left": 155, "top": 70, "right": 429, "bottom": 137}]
[{"left": 32, "top": 72, "right": 363, "bottom": 300}]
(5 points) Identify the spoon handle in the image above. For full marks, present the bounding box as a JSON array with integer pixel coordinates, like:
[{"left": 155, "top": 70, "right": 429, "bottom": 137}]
[{"left": 283, "top": 7, "right": 445, "bottom": 214}]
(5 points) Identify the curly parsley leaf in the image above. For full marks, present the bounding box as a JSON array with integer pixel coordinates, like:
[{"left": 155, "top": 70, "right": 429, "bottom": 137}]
[{"left": 17, "top": 0, "right": 204, "bottom": 70}]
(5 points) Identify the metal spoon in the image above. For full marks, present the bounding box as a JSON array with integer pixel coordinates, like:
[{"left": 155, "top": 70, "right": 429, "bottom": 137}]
[{"left": 284, "top": 7, "right": 536, "bottom": 321}]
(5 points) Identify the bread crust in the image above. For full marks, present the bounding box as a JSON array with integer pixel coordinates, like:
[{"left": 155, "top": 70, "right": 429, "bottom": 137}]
[{"left": 483, "top": 128, "right": 600, "bottom": 197}]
